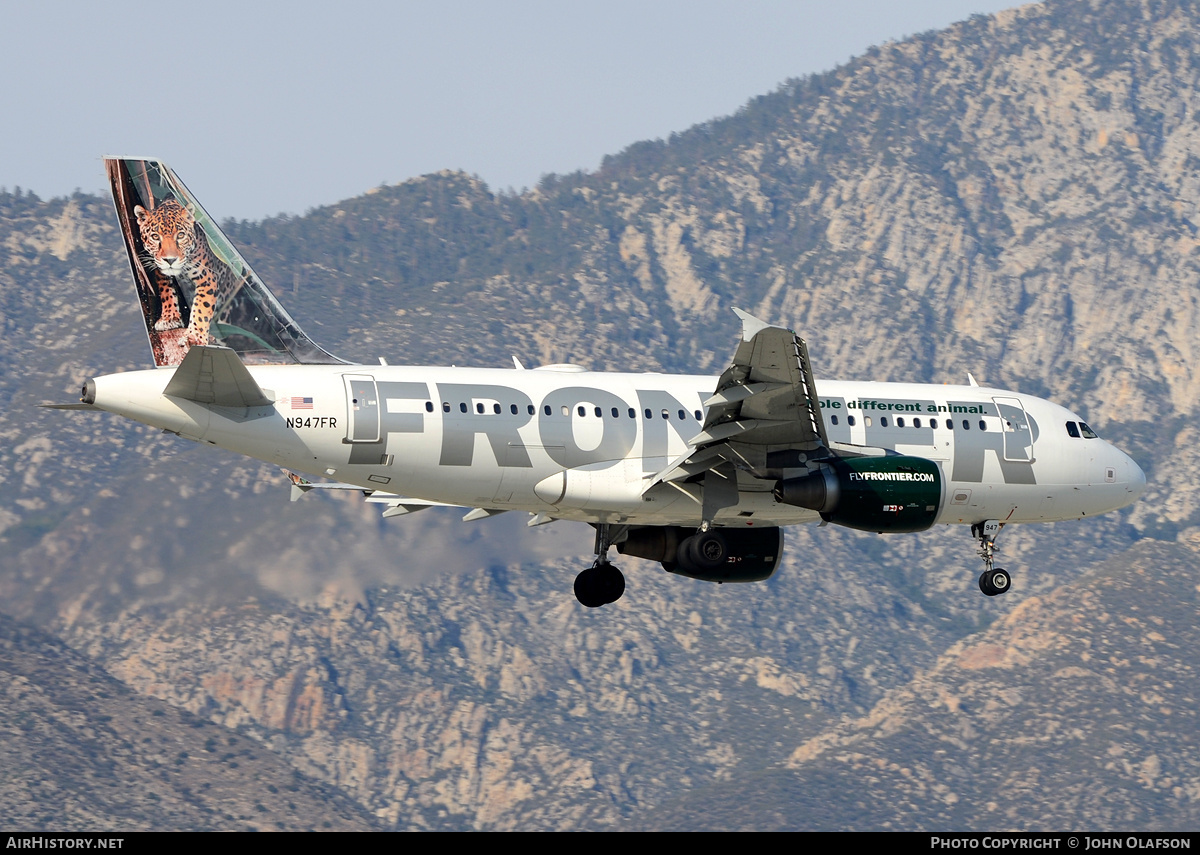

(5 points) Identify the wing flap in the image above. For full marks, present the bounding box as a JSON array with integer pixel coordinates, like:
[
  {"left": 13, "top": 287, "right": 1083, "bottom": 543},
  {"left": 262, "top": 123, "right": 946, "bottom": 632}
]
[{"left": 646, "top": 309, "right": 831, "bottom": 497}]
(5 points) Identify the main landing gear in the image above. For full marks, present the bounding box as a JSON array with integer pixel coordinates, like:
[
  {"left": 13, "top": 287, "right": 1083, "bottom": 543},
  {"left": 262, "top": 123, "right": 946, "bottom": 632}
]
[
  {"left": 574, "top": 523, "right": 628, "bottom": 608},
  {"left": 973, "top": 519, "right": 1012, "bottom": 597}
]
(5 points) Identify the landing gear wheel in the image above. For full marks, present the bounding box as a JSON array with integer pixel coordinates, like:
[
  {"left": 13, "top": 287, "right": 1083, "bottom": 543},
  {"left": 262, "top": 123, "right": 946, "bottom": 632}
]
[
  {"left": 989, "top": 568, "right": 1010, "bottom": 595},
  {"left": 574, "top": 563, "right": 625, "bottom": 608},
  {"left": 977, "top": 568, "right": 1011, "bottom": 597},
  {"left": 600, "top": 563, "right": 626, "bottom": 603},
  {"left": 574, "top": 567, "right": 605, "bottom": 608},
  {"left": 972, "top": 521, "right": 1012, "bottom": 597}
]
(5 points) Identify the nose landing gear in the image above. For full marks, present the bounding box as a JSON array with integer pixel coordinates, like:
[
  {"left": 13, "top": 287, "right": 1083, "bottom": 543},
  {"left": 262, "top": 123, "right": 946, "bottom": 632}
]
[
  {"left": 973, "top": 519, "right": 1011, "bottom": 597},
  {"left": 574, "top": 523, "right": 628, "bottom": 608}
]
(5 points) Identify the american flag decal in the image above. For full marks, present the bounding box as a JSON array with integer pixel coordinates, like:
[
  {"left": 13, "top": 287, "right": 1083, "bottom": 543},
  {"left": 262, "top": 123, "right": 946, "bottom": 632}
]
[{"left": 290, "top": 397, "right": 314, "bottom": 410}]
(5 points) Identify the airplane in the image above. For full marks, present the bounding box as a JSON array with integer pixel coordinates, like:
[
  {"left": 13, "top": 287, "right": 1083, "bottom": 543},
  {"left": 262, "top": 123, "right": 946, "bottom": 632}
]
[{"left": 52, "top": 157, "right": 1147, "bottom": 608}]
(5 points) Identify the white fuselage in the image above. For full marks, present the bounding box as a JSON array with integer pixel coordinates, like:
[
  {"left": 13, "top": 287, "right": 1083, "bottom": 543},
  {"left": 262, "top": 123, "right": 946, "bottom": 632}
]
[{"left": 89, "top": 363, "right": 1146, "bottom": 528}]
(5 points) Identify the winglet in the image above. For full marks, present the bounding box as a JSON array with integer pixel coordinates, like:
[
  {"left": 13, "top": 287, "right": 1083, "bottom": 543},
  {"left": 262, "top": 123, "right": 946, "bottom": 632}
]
[{"left": 731, "top": 307, "right": 774, "bottom": 342}]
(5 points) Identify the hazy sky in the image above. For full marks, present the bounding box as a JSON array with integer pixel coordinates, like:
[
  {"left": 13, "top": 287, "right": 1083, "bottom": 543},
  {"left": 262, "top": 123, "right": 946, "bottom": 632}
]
[{"left": 2, "top": 0, "right": 1016, "bottom": 220}]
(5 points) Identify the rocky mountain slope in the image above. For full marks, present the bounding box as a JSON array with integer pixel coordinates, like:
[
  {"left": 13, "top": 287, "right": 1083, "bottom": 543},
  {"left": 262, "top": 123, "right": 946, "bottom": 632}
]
[
  {"left": 0, "top": 0, "right": 1196, "bottom": 830},
  {"left": 636, "top": 539, "right": 1200, "bottom": 830},
  {"left": 0, "top": 613, "right": 379, "bottom": 830}
]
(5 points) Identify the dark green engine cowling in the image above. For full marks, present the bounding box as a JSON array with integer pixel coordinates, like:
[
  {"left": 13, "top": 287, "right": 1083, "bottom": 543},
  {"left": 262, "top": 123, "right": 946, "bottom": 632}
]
[{"left": 773, "top": 455, "right": 943, "bottom": 533}]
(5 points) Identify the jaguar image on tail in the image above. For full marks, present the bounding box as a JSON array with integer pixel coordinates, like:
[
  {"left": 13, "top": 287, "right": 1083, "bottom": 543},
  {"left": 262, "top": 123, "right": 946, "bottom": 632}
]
[
  {"left": 106, "top": 157, "right": 344, "bottom": 367},
  {"left": 134, "top": 198, "right": 230, "bottom": 349}
]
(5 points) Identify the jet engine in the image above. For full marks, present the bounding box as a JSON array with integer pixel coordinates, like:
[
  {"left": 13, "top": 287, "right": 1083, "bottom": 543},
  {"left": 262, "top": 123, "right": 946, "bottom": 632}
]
[
  {"left": 773, "top": 455, "right": 943, "bottom": 533},
  {"left": 617, "top": 525, "right": 784, "bottom": 583}
]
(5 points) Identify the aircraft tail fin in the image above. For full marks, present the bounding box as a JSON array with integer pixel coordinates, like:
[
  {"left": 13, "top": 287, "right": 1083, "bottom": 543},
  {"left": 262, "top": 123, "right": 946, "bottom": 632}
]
[{"left": 105, "top": 157, "right": 344, "bottom": 368}]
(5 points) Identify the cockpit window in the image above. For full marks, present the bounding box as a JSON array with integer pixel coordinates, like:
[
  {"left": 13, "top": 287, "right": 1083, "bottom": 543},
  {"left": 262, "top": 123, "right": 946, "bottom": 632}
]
[
  {"left": 1066, "top": 421, "right": 1080, "bottom": 438},
  {"left": 1079, "top": 422, "right": 1098, "bottom": 439}
]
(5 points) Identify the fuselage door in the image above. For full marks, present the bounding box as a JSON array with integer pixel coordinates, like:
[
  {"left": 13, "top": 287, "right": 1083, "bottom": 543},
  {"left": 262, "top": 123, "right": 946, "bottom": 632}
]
[
  {"left": 344, "top": 374, "right": 381, "bottom": 443},
  {"left": 993, "top": 396, "right": 1034, "bottom": 463}
]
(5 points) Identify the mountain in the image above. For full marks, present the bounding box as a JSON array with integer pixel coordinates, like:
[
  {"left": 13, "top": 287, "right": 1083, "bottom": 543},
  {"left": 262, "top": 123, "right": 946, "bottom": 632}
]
[
  {"left": 0, "top": 0, "right": 1196, "bottom": 829},
  {"left": 635, "top": 539, "right": 1200, "bottom": 830},
  {"left": 0, "top": 612, "right": 379, "bottom": 830}
]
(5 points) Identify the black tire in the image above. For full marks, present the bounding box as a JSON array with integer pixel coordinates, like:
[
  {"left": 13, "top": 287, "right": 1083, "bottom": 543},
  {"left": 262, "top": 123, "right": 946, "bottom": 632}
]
[
  {"left": 599, "top": 563, "right": 626, "bottom": 604},
  {"left": 989, "top": 568, "right": 1011, "bottom": 595},
  {"left": 574, "top": 567, "right": 607, "bottom": 608},
  {"left": 978, "top": 571, "right": 996, "bottom": 596}
]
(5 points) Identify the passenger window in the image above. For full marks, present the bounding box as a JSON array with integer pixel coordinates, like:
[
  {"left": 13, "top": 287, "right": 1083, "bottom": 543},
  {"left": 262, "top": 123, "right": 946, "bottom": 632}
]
[
  {"left": 978, "top": 420, "right": 986, "bottom": 431},
  {"left": 425, "top": 401, "right": 434, "bottom": 413},
  {"left": 694, "top": 410, "right": 702, "bottom": 420},
  {"left": 1066, "top": 421, "right": 1080, "bottom": 438},
  {"left": 460, "top": 403, "right": 468, "bottom": 414},
  {"left": 913, "top": 417, "right": 921, "bottom": 428},
  {"left": 443, "top": 402, "right": 450, "bottom": 413},
  {"left": 678, "top": 409, "right": 686, "bottom": 420},
  {"left": 595, "top": 407, "right": 602, "bottom": 418},
  {"left": 644, "top": 409, "right": 652, "bottom": 419},
  {"left": 562, "top": 406, "right": 570, "bottom": 417},
  {"left": 831, "top": 415, "right": 839, "bottom": 425},
  {"left": 510, "top": 404, "right": 518, "bottom": 415},
  {"left": 544, "top": 405, "right": 552, "bottom": 416},
  {"left": 528, "top": 404, "right": 535, "bottom": 415},
  {"left": 962, "top": 420, "right": 970, "bottom": 430},
  {"left": 577, "top": 405, "right": 586, "bottom": 417},
  {"left": 493, "top": 403, "right": 501, "bottom": 414},
  {"left": 930, "top": 418, "right": 938, "bottom": 429},
  {"left": 880, "top": 417, "right": 889, "bottom": 427},
  {"left": 661, "top": 409, "right": 669, "bottom": 420},
  {"left": 848, "top": 415, "right": 856, "bottom": 426},
  {"left": 628, "top": 408, "right": 636, "bottom": 419},
  {"left": 611, "top": 407, "right": 619, "bottom": 418},
  {"left": 897, "top": 417, "right": 905, "bottom": 428},
  {"left": 864, "top": 417, "right": 872, "bottom": 427},
  {"left": 1080, "top": 422, "right": 1098, "bottom": 439},
  {"left": 946, "top": 419, "right": 952, "bottom": 430}
]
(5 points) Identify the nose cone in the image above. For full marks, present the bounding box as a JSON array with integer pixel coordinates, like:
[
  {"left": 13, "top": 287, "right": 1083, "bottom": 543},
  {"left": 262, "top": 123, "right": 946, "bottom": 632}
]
[
  {"left": 1127, "top": 453, "right": 1147, "bottom": 501},
  {"left": 1113, "top": 446, "right": 1146, "bottom": 509}
]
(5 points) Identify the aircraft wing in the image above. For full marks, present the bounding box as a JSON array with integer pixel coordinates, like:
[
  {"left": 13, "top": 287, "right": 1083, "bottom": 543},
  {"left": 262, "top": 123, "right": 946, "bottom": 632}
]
[{"left": 649, "top": 309, "right": 831, "bottom": 494}]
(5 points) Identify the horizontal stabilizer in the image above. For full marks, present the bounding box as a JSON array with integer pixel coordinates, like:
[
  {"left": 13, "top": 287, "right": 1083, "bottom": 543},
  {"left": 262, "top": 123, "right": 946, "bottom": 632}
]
[
  {"left": 163, "top": 345, "right": 273, "bottom": 408},
  {"left": 281, "top": 470, "right": 465, "bottom": 517},
  {"left": 281, "top": 469, "right": 357, "bottom": 502}
]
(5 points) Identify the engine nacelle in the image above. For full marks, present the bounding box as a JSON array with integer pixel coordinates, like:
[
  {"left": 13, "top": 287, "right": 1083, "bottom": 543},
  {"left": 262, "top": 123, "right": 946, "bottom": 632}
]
[
  {"left": 773, "top": 455, "right": 942, "bottom": 533},
  {"left": 617, "top": 525, "right": 784, "bottom": 583}
]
